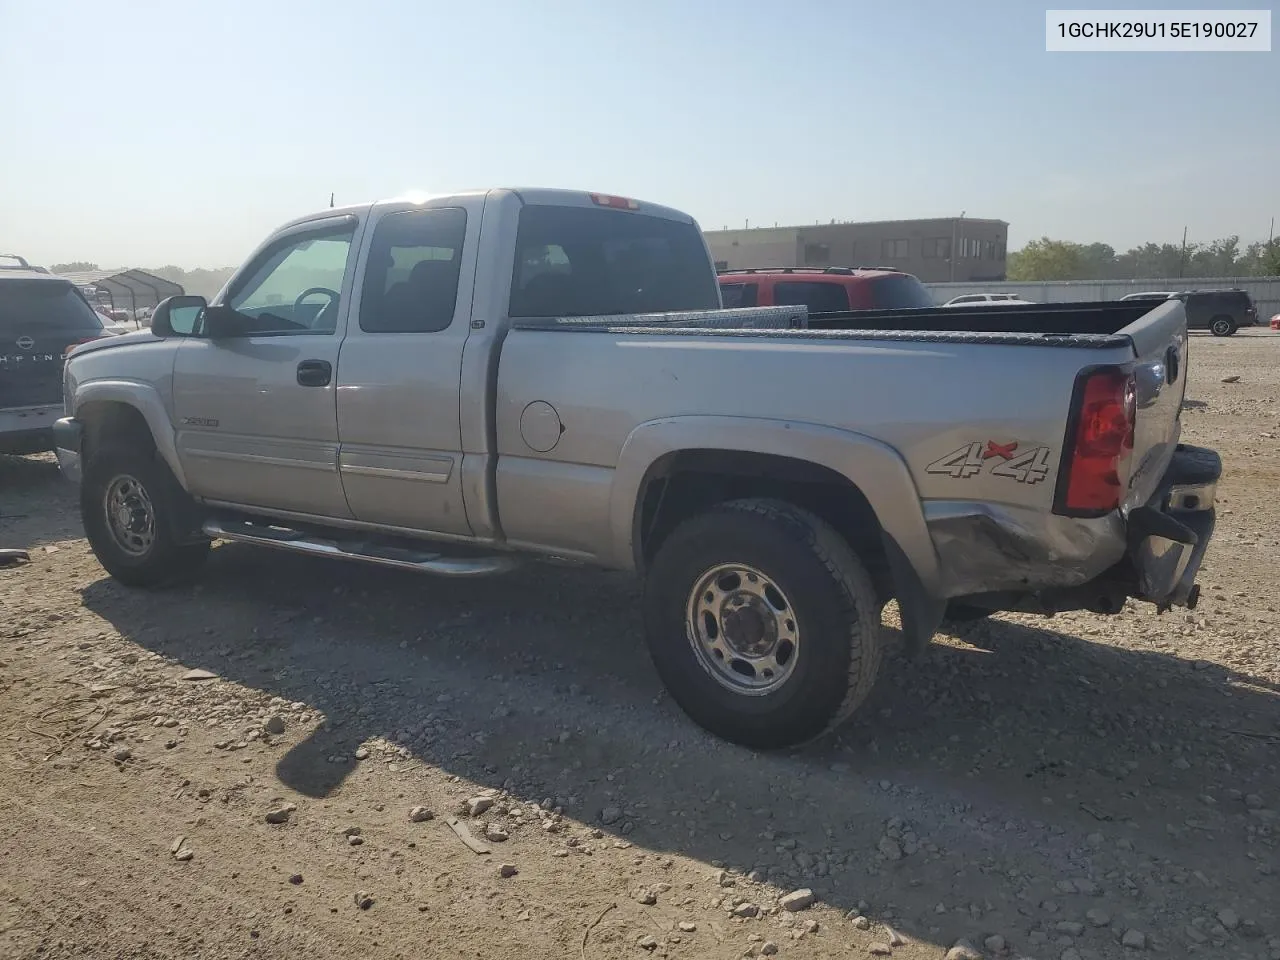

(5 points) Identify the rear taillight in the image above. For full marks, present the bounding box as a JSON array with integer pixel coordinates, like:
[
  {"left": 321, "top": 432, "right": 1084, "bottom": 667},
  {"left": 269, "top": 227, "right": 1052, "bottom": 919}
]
[
  {"left": 64, "top": 336, "right": 103, "bottom": 358},
  {"left": 1056, "top": 368, "right": 1136, "bottom": 516}
]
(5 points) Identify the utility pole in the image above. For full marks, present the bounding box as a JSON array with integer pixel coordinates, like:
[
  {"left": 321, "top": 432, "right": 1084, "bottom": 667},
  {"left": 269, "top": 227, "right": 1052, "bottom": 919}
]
[
  {"left": 1177, "top": 225, "right": 1188, "bottom": 279},
  {"left": 329, "top": 192, "right": 335, "bottom": 209}
]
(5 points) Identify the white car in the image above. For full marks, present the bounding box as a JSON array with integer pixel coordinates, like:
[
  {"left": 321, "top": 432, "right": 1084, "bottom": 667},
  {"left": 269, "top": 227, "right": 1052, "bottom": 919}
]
[
  {"left": 942, "top": 293, "right": 1037, "bottom": 307},
  {"left": 1119, "top": 291, "right": 1179, "bottom": 302},
  {"left": 91, "top": 307, "right": 133, "bottom": 336}
]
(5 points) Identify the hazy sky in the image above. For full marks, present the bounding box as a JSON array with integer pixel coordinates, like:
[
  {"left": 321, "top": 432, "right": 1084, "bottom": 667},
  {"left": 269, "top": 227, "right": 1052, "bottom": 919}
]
[{"left": 2, "top": 0, "right": 1276, "bottom": 269}]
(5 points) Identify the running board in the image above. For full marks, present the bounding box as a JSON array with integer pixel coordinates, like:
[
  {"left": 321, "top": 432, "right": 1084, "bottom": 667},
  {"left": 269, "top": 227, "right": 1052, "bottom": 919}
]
[{"left": 201, "top": 518, "right": 520, "bottom": 578}]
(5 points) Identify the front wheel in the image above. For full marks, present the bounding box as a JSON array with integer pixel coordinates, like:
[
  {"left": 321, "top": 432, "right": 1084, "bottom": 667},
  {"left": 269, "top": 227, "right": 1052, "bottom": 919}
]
[
  {"left": 1210, "top": 316, "right": 1237, "bottom": 337},
  {"left": 82, "top": 445, "right": 210, "bottom": 587},
  {"left": 643, "top": 498, "right": 882, "bottom": 749}
]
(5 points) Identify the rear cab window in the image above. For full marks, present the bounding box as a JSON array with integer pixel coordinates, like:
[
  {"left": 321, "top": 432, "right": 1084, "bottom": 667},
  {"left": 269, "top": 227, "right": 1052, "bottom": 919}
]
[
  {"left": 719, "top": 282, "right": 758, "bottom": 308},
  {"left": 772, "top": 281, "right": 850, "bottom": 313},
  {"left": 868, "top": 274, "right": 935, "bottom": 310},
  {"left": 509, "top": 204, "right": 720, "bottom": 318}
]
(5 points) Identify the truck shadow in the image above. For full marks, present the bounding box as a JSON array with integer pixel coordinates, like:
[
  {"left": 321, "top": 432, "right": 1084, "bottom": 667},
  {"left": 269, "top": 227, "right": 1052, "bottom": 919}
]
[{"left": 78, "top": 539, "right": 1280, "bottom": 948}]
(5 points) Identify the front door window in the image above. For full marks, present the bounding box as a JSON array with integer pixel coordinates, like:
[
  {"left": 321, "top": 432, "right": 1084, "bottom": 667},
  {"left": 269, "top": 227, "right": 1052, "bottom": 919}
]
[{"left": 222, "top": 224, "right": 356, "bottom": 335}]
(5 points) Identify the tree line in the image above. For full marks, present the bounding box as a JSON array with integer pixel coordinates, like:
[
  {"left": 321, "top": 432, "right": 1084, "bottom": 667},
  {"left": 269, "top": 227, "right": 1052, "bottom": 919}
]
[{"left": 1007, "top": 236, "right": 1280, "bottom": 282}]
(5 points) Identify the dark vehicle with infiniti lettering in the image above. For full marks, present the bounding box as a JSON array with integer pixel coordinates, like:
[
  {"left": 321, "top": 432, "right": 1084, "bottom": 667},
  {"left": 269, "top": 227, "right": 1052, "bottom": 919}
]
[{"left": 0, "top": 257, "right": 107, "bottom": 455}]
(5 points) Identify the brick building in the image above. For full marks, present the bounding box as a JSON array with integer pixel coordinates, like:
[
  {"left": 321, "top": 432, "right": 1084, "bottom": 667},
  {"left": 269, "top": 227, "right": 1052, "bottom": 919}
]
[{"left": 704, "top": 217, "right": 1009, "bottom": 283}]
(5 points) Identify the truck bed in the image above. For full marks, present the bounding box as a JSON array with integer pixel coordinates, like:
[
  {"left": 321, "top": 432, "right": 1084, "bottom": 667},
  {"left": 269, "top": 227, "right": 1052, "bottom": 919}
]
[
  {"left": 514, "top": 300, "right": 1161, "bottom": 346},
  {"left": 806, "top": 300, "right": 1157, "bottom": 336},
  {"left": 498, "top": 294, "right": 1186, "bottom": 583}
]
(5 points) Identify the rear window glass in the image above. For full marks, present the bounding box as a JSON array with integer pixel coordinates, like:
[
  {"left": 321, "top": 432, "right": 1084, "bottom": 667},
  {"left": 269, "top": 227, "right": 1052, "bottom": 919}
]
[
  {"left": 772, "top": 281, "right": 850, "bottom": 313},
  {"left": 0, "top": 280, "right": 104, "bottom": 333},
  {"left": 868, "top": 275, "right": 935, "bottom": 310},
  {"left": 1191, "top": 291, "right": 1252, "bottom": 307},
  {"left": 509, "top": 205, "right": 719, "bottom": 318},
  {"left": 719, "top": 282, "right": 758, "bottom": 308}
]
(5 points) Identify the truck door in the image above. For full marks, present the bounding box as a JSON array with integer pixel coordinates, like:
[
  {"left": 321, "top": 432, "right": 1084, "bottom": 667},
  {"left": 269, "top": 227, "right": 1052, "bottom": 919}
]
[
  {"left": 334, "top": 202, "right": 477, "bottom": 537},
  {"left": 171, "top": 215, "right": 359, "bottom": 518}
]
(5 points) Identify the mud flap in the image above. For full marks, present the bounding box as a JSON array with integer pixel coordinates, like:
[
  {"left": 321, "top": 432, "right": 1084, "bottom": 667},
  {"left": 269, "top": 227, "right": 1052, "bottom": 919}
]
[{"left": 884, "top": 534, "right": 946, "bottom": 658}]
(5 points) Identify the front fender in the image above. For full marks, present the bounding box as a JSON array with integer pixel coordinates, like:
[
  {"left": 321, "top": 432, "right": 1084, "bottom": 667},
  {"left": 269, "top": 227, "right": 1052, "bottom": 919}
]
[
  {"left": 607, "top": 415, "right": 943, "bottom": 597},
  {"left": 73, "top": 379, "right": 185, "bottom": 488}
]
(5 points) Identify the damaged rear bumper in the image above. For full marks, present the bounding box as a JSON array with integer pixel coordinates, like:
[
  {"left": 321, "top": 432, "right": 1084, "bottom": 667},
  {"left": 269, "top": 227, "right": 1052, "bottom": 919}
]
[
  {"left": 925, "top": 443, "right": 1219, "bottom": 615},
  {"left": 1124, "top": 444, "right": 1219, "bottom": 610}
]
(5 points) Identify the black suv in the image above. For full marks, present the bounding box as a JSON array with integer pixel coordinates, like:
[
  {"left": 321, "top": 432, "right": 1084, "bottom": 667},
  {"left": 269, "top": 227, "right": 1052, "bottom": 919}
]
[
  {"left": 1120, "top": 288, "right": 1258, "bottom": 336},
  {"left": 1, "top": 257, "right": 106, "bottom": 455}
]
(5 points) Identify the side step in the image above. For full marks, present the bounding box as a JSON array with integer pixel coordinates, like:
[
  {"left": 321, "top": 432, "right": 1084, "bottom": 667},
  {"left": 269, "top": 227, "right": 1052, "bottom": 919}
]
[{"left": 201, "top": 518, "right": 520, "bottom": 578}]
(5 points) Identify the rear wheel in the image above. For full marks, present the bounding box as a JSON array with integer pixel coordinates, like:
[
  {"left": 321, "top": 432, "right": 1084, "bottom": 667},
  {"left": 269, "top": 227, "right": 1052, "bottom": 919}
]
[
  {"left": 82, "top": 444, "right": 209, "bottom": 587},
  {"left": 642, "top": 498, "right": 882, "bottom": 749},
  {"left": 1209, "top": 316, "right": 1236, "bottom": 337}
]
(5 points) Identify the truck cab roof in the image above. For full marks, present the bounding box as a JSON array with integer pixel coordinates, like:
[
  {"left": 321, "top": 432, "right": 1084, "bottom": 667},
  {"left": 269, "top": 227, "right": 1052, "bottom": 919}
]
[{"left": 279, "top": 188, "right": 698, "bottom": 235}]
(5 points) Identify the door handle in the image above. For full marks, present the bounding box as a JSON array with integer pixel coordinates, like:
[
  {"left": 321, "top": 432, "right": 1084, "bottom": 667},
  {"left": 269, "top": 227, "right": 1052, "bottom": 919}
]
[{"left": 296, "top": 359, "right": 332, "bottom": 387}]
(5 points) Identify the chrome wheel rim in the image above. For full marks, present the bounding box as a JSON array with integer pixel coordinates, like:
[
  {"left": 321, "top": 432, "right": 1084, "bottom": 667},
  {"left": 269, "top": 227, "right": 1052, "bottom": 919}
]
[
  {"left": 1212, "top": 319, "right": 1231, "bottom": 335},
  {"left": 686, "top": 563, "right": 799, "bottom": 695},
  {"left": 103, "top": 474, "right": 156, "bottom": 557}
]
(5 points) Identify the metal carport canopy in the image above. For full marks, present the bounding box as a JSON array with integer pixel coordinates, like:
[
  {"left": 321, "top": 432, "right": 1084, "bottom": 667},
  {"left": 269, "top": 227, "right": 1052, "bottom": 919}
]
[{"left": 57, "top": 268, "right": 185, "bottom": 317}]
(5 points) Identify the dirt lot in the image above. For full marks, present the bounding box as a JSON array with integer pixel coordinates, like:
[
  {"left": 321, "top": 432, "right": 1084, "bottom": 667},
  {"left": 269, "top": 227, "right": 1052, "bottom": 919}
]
[{"left": 2, "top": 330, "right": 1278, "bottom": 960}]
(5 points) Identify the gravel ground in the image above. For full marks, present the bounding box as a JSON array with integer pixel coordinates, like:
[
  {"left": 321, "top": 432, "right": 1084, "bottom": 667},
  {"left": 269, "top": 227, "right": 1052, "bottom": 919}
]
[{"left": 1, "top": 329, "right": 1278, "bottom": 960}]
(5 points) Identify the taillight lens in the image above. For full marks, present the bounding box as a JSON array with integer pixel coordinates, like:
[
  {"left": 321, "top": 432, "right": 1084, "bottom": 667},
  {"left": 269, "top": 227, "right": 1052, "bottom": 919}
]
[
  {"left": 1058, "top": 369, "right": 1136, "bottom": 515},
  {"left": 64, "top": 336, "right": 103, "bottom": 358}
]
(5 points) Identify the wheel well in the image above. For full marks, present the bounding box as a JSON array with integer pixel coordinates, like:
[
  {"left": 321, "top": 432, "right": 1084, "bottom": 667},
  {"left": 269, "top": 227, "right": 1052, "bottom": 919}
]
[
  {"left": 78, "top": 401, "right": 155, "bottom": 461},
  {"left": 635, "top": 450, "right": 892, "bottom": 601}
]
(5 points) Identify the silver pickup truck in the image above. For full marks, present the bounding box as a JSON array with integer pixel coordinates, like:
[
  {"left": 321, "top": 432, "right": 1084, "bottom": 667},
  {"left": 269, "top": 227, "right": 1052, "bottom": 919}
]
[{"left": 52, "top": 188, "right": 1220, "bottom": 749}]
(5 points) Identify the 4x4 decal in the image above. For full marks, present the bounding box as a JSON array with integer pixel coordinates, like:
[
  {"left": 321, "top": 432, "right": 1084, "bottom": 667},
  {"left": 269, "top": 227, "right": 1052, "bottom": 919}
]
[{"left": 926, "top": 441, "right": 1052, "bottom": 484}]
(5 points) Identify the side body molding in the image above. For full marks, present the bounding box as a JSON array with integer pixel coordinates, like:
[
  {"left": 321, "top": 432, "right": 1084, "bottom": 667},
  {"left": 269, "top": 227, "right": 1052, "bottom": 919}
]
[
  {"left": 73, "top": 379, "right": 185, "bottom": 487},
  {"left": 607, "top": 416, "right": 944, "bottom": 596}
]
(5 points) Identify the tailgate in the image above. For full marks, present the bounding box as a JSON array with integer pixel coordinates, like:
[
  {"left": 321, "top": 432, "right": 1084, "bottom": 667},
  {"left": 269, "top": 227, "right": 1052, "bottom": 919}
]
[
  {"left": 1121, "top": 297, "right": 1188, "bottom": 509},
  {"left": 0, "top": 280, "right": 104, "bottom": 408}
]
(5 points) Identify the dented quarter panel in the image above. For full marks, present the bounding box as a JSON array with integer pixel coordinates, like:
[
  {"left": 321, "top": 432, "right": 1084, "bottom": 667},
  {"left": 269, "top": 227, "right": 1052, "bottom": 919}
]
[{"left": 923, "top": 500, "right": 1127, "bottom": 597}]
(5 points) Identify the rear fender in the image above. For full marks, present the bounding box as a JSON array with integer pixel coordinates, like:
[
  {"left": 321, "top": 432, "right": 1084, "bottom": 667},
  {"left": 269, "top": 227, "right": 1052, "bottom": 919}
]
[{"left": 609, "top": 416, "right": 945, "bottom": 625}]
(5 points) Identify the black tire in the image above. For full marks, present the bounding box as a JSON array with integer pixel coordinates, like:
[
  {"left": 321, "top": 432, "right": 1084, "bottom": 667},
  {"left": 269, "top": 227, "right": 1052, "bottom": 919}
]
[
  {"left": 1209, "top": 316, "right": 1236, "bottom": 337},
  {"left": 943, "top": 602, "right": 994, "bottom": 623},
  {"left": 82, "top": 443, "right": 210, "bottom": 587},
  {"left": 643, "top": 498, "right": 882, "bottom": 749}
]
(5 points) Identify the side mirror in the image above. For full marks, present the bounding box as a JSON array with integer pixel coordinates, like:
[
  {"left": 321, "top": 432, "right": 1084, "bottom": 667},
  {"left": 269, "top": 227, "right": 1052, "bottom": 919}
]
[
  {"left": 201, "top": 305, "right": 251, "bottom": 339},
  {"left": 151, "top": 295, "right": 207, "bottom": 338}
]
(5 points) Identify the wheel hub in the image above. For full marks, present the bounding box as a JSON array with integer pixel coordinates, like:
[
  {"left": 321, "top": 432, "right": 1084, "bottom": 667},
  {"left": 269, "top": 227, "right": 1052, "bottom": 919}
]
[
  {"left": 720, "top": 595, "right": 777, "bottom": 656},
  {"left": 686, "top": 563, "right": 798, "bottom": 695},
  {"left": 103, "top": 474, "right": 156, "bottom": 557}
]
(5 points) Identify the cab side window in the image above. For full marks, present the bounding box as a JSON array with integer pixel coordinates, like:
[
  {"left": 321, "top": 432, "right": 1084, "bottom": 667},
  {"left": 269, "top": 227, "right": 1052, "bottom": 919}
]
[{"left": 360, "top": 208, "right": 467, "bottom": 333}]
